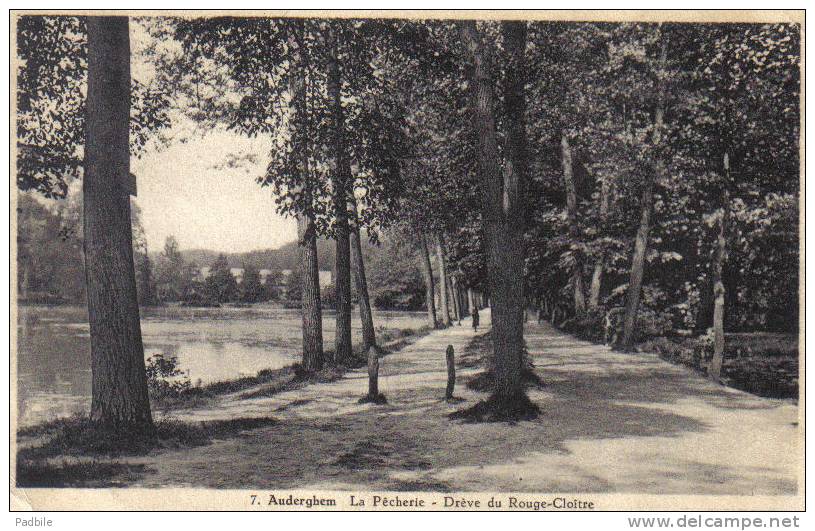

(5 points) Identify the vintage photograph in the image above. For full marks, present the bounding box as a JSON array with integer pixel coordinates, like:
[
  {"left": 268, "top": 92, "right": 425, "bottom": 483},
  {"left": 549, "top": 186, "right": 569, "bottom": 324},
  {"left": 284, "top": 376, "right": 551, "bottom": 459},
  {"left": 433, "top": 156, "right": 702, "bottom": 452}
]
[{"left": 10, "top": 9, "right": 803, "bottom": 511}]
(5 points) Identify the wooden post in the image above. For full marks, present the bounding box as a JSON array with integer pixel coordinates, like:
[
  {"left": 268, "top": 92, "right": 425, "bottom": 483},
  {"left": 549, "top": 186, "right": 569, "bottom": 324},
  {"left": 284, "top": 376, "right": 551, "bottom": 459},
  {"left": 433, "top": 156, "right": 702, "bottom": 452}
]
[{"left": 445, "top": 345, "right": 455, "bottom": 400}]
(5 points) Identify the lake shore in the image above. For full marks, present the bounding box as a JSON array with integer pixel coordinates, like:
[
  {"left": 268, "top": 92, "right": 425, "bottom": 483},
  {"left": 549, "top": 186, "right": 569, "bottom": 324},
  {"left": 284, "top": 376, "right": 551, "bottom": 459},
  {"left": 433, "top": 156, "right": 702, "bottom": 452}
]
[
  {"left": 16, "top": 304, "right": 430, "bottom": 427},
  {"left": 15, "top": 311, "right": 799, "bottom": 501}
]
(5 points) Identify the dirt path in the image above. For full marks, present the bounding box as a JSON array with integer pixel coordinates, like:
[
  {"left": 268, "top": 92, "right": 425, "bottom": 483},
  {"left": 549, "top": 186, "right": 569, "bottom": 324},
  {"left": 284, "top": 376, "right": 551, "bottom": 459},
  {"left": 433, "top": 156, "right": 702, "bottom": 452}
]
[{"left": 125, "top": 312, "right": 799, "bottom": 494}]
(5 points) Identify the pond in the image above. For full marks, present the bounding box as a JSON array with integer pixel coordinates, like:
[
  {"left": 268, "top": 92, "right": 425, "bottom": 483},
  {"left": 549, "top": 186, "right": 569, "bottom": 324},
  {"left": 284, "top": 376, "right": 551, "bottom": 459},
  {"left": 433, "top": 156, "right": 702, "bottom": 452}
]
[{"left": 15, "top": 304, "right": 429, "bottom": 427}]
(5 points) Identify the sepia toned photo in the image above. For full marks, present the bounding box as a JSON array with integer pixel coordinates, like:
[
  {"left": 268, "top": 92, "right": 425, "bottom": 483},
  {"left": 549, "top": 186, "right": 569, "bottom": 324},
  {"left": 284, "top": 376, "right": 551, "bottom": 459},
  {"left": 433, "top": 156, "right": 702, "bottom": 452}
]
[{"left": 9, "top": 9, "right": 804, "bottom": 512}]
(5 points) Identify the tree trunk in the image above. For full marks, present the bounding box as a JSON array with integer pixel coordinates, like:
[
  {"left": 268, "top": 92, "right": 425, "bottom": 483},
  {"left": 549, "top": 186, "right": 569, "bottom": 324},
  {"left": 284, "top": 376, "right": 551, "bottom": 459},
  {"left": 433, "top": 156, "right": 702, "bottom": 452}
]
[
  {"left": 20, "top": 263, "right": 30, "bottom": 299},
  {"left": 708, "top": 153, "right": 730, "bottom": 382},
  {"left": 290, "top": 30, "right": 324, "bottom": 373},
  {"left": 418, "top": 234, "right": 438, "bottom": 328},
  {"left": 561, "top": 133, "right": 586, "bottom": 315},
  {"left": 84, "top": 17, "right": 153, "bottom": 433},
  {"left": 621, "top": 38, "right": 667, "bottom": 349},
  {"left": 445, "top": 345, "right": 456, "bottom": 399},
  {"left": 327, "top": 34, "right": 352, "bottom": 363},
  {"left": 459, "top": 20, "right": 528, "bottom": 404},
  {"left": 434, "top": 234, "right": 451, "bottom": 326},
  {"left": 695, "top": 273, "right": 715, "bottom": 333},
  {"left": 297, "top": 214, "right": 324, "bottom": 372},
  {"left": 451, "top": 276, "right": 462, "bottom": 324},
  {"left": 366, "top": 346, "right": 379, "bottom": 398},
  {"left": 455, "top": 279, "right": 467, "bottom": 320},
  {"left": 588, "top": 175, "right": 611, "bottom": 309},
  {"left": 350, "top": 221, "right": 376, "bottom": 350}
]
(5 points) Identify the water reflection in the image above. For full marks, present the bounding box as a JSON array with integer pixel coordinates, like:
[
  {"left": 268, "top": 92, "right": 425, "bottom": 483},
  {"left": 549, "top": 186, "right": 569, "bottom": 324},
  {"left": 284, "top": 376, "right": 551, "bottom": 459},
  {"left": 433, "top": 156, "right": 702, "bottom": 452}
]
[{"left": 16, "top": 305, "right": 427, "bottom": 427}]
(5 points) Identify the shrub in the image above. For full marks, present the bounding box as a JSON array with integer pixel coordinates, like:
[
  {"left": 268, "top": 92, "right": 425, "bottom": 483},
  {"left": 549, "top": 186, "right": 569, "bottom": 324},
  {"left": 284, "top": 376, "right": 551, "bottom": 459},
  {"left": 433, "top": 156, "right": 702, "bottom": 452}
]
[
  {"left": 145, "top": 354, "right": 191, "bottom": 400},
  {"left": 562, "top": 307, "right": 606, "bottom": 342}
]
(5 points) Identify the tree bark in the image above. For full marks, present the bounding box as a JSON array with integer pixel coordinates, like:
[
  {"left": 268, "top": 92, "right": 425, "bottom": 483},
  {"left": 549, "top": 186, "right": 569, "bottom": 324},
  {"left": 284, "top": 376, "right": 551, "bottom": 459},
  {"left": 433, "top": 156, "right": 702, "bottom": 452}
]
[
  {"left": 350, "top": 219, "right": 376, "bottom": 350},
  {"left": 434, "top": 234, "right": 451, "bottom": 326},
  {"left": 621, "top": 38, "right": 667, "bottom": 349},
  {"left": 708, "top": 152, "right": 730, "bottom": 382},
  {"left": 450, "top": 275, "right": 462, "bottom": 324},
  {"left": 418, "top": 234, "right": 438, "bottom": 328},
  {"left": 290, "top": 29, "right": 324, "bottom": 373},
  {"left": 84, "top": 17, "right": 153, "bottom": 433},
  {"left": 561, "top": 133, "right": 586, "bottom": 315},
  {"left": 459, "top": 20, "right": 528, "bottom": 403},
  {"left": 588, "top": 176, "right": 611, "bottom": 309},
  {"left": 327, "top": 34, "right": 352, "bottom": 362},
  {"left": 445, "top": 345, "right": 456, "bottom": 399},
  {"left": 366, "top": 346, "right": 379, "bottom": 398},
  {"left": 297, "top": 214, "right": 324, "bottom": 372}
]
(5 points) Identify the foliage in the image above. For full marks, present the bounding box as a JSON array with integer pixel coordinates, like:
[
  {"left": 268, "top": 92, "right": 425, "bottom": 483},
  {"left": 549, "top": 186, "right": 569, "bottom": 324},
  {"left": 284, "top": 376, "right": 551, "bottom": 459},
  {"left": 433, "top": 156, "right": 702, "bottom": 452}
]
[
  {"left": 16, "top": 188, "right": 148, "bottom": 304},
  {"left": 144, "top": 354, "right": 191, "bottom": 400},
  {"left": 240, "top": 263, "right": 264, "bottom": 303},
  {"left": 16, "top": 16, "right": 170, "bottom": 198},
  {"left": 205, "top": 254, "right": 238, "bottom": 303},
  {"left": 15, "top": 17, "right": 801, "bottom": 373}
]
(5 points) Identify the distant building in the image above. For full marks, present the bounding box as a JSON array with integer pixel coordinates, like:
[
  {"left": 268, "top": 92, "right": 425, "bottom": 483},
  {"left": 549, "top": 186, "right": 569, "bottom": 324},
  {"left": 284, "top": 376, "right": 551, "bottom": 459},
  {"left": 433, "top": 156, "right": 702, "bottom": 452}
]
[{"left": 196, "top": 266, "right": 331, "bottom": 290}]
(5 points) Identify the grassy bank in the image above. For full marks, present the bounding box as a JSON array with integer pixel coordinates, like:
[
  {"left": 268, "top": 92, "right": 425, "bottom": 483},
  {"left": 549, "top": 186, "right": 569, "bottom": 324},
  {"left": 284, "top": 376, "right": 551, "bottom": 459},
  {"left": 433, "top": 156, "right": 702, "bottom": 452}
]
[
  {"left": 637, "top": 333, "right": 798, "bottom": 399},
  {"left": 555, "top": 316, "right": 798, "bottom": 399},
  {"left": 16, "top": 324, "right": 434, "bottom": 487},
  {"left": 149, "top": 325, "right": 433, "bottom": 410}
]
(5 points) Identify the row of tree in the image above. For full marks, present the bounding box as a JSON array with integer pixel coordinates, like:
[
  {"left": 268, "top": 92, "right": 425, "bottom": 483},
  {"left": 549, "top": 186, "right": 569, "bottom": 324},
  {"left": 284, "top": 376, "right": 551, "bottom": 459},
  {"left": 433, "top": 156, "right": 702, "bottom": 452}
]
[
  {"left": 16, "top": 15, "right": 800, "bottom": 431},
  {"left": 17, "top": 192, "right": 444, "bottom": 310},
  {"left": 135, "top": 237, "right": 281, "bottom": 305}
]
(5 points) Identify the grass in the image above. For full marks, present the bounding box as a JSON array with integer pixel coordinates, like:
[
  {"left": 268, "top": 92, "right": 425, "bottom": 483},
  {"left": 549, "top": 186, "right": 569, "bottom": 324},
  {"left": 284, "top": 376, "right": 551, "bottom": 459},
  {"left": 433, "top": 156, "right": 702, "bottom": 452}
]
[
  {"left": 449, "top": 394, "right": 541, "bottom": 423},
  {"left": 16, "top": 324, "right": 436, "bottom": 487},
  {"left": 18, "top": 415, "right": 279, "bottom": 460},
  {"left": 16, "top": 459, "right": 149, "bottom": 488},
  {"left": 553, "top": 312, "right": 799, "bottom": 400},
  {"left": 459, "top": 331, "right": 545, "bottom": 393},
  {"left": 16, "top": 414, "right": 279, "bottom": 487},
  {"left": 449, "top": 331, "right": 542, "bottom": 423},
  {"left": 637, "top": 333, "right": 798, "bottom": 399},
  {"left": 149, "top": 325, "right": 433, "bottom": 409}
]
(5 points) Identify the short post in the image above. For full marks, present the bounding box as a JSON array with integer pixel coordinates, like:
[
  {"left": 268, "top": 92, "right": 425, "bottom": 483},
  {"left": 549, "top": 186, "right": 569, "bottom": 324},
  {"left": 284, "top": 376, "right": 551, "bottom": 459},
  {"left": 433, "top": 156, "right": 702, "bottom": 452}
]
[
  {"left": 368, "top": 346, "right": 379, "bottom": 398},
  {"left": 445, "top": 345, "right": 455, "bottom": 400},
  {"left": 358, "top": 346, "right": 386, "bottom": 404}
]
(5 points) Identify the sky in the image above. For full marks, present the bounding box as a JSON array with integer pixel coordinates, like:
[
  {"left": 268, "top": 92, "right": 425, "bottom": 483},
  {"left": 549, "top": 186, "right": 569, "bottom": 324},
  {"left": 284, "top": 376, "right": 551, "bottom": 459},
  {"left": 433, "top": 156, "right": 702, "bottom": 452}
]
[
  {"left": 131, "top": 128, "right": 297, "bottom": 254},
  {"left": 127, "top": 22, "right": 297, "bottom": 255}
]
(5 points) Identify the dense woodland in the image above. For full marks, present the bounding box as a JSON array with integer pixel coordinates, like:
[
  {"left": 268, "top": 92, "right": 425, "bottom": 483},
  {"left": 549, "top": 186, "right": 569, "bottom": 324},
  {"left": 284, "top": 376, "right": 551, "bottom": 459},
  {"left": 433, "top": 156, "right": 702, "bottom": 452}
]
[{"left": 16, "top": 16, "right": 800, "bottom": 430}]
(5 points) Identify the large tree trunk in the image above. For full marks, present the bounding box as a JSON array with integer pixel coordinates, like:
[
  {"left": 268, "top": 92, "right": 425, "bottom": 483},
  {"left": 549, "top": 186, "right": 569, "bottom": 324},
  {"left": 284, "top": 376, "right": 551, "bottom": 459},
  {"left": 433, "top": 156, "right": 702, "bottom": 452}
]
[
  {"left": 290, "top": 30, "right": 324, "bottom": 373},
  {"left": 708, "top": 153, "right": 730, "bottom": 382},
  {"left": 561, "top": 133, "right": 586, "bottom": 315},
  {"left": 620, "top": 177, "right": 655, "bottom": 347},
  {"left": 434, "top": 234, "right": 451, "bottom": 326},
  {"left": 459, "top": 21, "right": 529, "bottom": 405},
  {"left": 588, "top": 176, "right": 611, "bottom": 309},
  {"left": 418, "top": 234, "right": 438, "bottom": 328},
  {"left": 621, "top": 38, "right": 667, "bottom": 349},
  {"left": 350, "top": 221, "right": 376, "bottom": 350},
  {"left": 297, "top": 214, "right": 324, "bottom": 372},
  {"left": 327, "top": 35, "right": 352, "bottom": 362},
  {"left": 84, "top": 17, "right": 153, "bottom": 433}
]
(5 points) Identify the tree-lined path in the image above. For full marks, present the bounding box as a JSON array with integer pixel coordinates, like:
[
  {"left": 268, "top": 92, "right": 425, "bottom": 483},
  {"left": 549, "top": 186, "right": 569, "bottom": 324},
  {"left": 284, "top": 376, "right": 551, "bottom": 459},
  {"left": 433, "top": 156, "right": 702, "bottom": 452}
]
[{"left": 118, "top": 315, "right": 797, "bottom": 494}]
